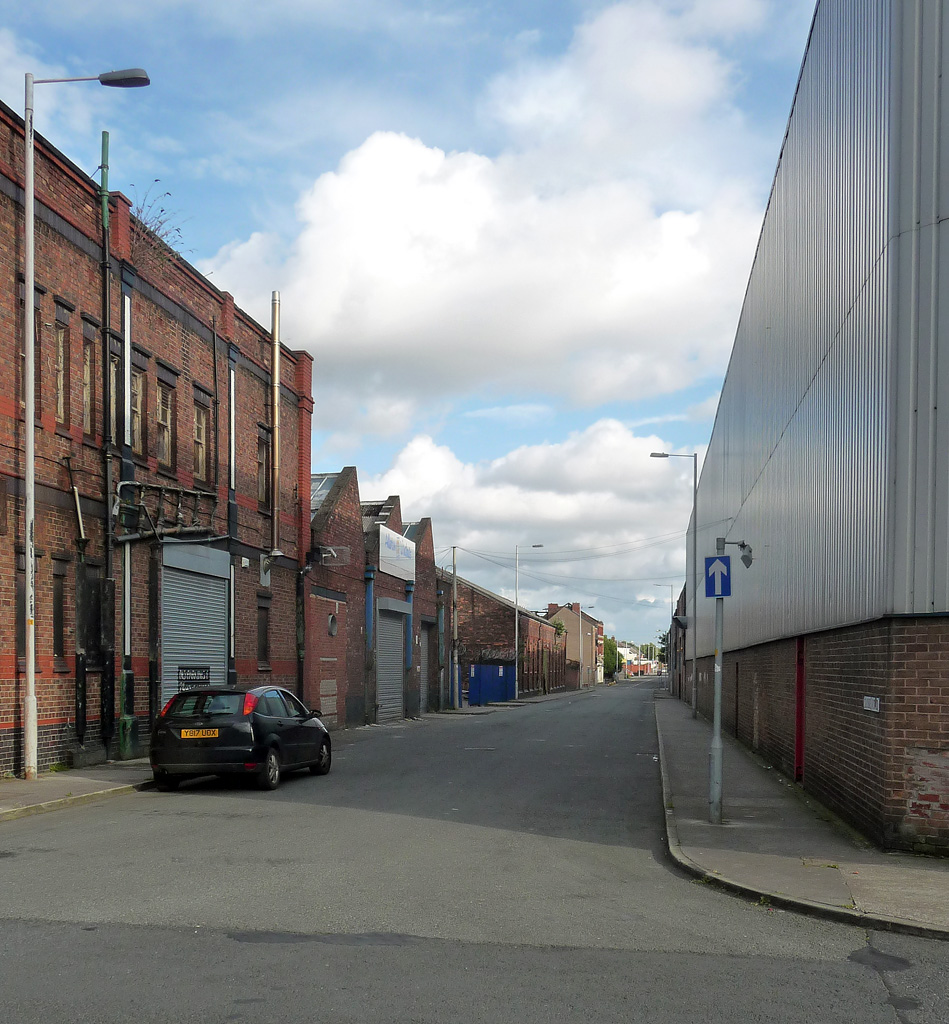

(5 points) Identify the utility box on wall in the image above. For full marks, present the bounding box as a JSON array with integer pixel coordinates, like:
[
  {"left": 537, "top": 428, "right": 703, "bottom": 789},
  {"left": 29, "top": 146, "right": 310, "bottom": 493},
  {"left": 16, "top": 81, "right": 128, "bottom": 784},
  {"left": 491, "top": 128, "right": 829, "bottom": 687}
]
[{"left": 468, "top": 664, "right": 514, "bottom": 705}]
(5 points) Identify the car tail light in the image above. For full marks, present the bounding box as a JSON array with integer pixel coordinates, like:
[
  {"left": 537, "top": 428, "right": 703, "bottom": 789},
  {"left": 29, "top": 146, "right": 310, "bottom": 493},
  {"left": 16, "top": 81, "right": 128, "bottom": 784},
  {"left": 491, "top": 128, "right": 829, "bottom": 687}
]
[
  {"left": 242, "top": 692, "right": 259, "bottom": 716},
  {"left": 158, "top": 696, "right": 177, "bottom": 718}
]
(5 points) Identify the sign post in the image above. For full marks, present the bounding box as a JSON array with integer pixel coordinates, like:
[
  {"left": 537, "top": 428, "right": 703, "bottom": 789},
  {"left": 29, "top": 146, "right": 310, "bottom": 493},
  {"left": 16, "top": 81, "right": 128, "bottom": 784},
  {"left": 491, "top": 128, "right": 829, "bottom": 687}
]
[
  {"left": 704, "top": 539, "right": 752, "bottom": 824},
  {"left": 709, "top": 540, "right": 727, "bottom": 823}
]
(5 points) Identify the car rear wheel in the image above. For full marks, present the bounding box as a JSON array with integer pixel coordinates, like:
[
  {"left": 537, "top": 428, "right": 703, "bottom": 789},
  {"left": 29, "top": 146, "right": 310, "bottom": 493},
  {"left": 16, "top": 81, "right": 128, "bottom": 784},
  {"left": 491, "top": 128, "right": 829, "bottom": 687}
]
[
  {"left": 259, "top": 747, "right": 281, "bottom": 790},
  {"left": 153, "top": 771, "right": 180, "bottom": 792},
  {"left": 309, "top": 739, "right": 331, "bottom": 776}
]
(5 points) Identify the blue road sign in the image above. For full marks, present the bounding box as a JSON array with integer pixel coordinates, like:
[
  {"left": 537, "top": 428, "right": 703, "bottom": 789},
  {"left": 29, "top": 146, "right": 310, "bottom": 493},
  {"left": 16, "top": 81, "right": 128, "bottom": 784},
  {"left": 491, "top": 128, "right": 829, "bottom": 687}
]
[{"left": 705, "top": 555, "right": 731, "bottom": 598}]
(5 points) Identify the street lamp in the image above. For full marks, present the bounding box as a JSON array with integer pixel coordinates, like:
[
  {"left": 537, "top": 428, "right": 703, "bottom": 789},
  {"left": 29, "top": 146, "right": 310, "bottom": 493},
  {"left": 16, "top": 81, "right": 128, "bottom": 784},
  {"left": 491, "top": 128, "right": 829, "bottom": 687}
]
[
  {"left": 22, "top": 67, "right": 149, "bottom": 779},
  {"left": 514, "top": 543, "right": 542, "bottom": 699},
  {"left": 578, "top": 602, "right": 594, "bottom": 688},
  {"left": 650, "top": 451, "right": 698, "bottom": 717},
  {"left": 654, "top": 583, "right": 674, "bottom": 681}
]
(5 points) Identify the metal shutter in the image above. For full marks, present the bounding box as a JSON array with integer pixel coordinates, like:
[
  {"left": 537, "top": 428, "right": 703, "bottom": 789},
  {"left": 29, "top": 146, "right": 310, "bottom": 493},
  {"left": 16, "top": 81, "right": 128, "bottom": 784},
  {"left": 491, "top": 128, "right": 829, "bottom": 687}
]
[
  {"left": 160, "top": 564, "right": 228, "bottom": 705},
  {"left": 377, "top": 611, "right": 404, "bottom": 723},
  {"left": 419, "top": 627, "right": 431, "bottom": 714}
]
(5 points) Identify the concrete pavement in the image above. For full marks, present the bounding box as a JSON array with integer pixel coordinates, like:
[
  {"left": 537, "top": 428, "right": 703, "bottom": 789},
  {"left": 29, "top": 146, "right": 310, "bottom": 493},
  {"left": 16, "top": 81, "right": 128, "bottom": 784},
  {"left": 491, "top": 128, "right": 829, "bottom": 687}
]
[
  {"left": 0, "top": 758, "right": 155, "bottom": 822},
  {"left": 3, "top": 684, "right": 947, "bottom": 942},
  {"left": 655, "top": 690, "right": 949, "bottom": 939},
  {"left": 0, "top": 692, "right": 572, "bottom": 820}
]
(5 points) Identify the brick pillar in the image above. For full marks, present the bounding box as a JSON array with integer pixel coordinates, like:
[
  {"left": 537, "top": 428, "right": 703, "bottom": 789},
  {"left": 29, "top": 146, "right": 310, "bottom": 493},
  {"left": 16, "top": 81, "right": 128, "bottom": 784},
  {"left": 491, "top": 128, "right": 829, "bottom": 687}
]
[
  {"left": 221, "top": 291, "right": 236, "bottom": 341},
  {"left": 294, "top": 351, "right": 314, "bottom": 565},
  {"left": 109, "top": 191, "right": 132, "bottom": 262}
]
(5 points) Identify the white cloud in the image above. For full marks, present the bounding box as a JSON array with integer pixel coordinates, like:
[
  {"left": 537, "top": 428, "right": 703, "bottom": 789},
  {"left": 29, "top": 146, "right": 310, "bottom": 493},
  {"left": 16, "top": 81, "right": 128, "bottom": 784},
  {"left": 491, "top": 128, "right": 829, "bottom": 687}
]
[
  {"left": 0, "top": 29, "right": 105, "bottom": 144},
  {"left": 463, "top": 404, "right": 551, "bottom": 423},
  {"left": 21, "top": 0, "right": 468, "bottom": 39},
  {"left": 360, "top": 421, "right": 694, "bottom": 639},
  {"left": 626, "top": 413, "right": 688, "bottom": 429},
  {"left": 687, "top": 392, "right": 721, "bottom": 421},
  {"left": 201, "top": 1, "right": 778, "bottom": 436}
]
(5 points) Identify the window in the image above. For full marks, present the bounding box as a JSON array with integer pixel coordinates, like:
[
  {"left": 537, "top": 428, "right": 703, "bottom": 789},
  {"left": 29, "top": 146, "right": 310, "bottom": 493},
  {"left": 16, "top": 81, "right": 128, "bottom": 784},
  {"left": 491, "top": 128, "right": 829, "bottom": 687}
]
[
  {"left": 53, "top": 558, "right": 68, "bottom": 663},
  {"left": 54, "top": 321, "right": 69, "bottom": 426},
  {"left": 21, "top": 310, "right": 43, "bottom": 414},
  {"left": 109, "top": 353, "right": 120, "bottom": 443},
  {"left": 157, "top": 381, "right": 176, "bottom": 469},
  {"left": 283, "top": 691, "right": 309, "bottom": 717},
  {"left": 16, "top": 551, "right": 38, "bottom": 670},
  {"left": 257, "top": 431, "right": 271, "bottom": 506},
  {"left": 130, "top": 367, "right": 145, "bottom": 456},
  {"left": 260, "top": 690, "right": 289, "bottom": 717},
  {"left": 257, "top": 594, "right": 271, "bottom": 666},
  {"left": 82, "top": 323, "right": 95, "bottom": 436},
  {"left": 166, "top": 692, "right": 242, "bottom": 717},
  {"left": 193, "top": 402, "right": 209, "bottom": 482},
  {"left": 15, "top": 553, "right": 25, "bottom": 661},
  {"left": 18, "top": 282, "right": 43, "bottom": 415},
  {"left": 81, "top": 564, "right": 103, "bottom": 669}
]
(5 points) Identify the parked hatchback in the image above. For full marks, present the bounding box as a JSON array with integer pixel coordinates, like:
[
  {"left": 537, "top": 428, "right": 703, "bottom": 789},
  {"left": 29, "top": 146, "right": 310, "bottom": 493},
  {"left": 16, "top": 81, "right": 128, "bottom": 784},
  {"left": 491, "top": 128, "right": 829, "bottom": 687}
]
[{"left": 150, "top": 685, "right": 331, "bottom": 791}]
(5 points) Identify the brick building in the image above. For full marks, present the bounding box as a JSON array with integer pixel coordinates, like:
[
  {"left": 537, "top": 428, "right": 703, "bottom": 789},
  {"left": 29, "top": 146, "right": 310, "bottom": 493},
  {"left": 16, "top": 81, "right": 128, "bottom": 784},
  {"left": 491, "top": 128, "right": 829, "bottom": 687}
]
[
  {"left": 439, "top": 570, "right": 566, "bottom": 699},
  {"left": 308, "top": 475, "right": 442, "bottom": 726},
  {"left": 0, "top": 99, "right": 312, "bottom": 773},
  {"left": 402, "top": 518, "right": 440, "bottom": 715},
  {"left": 307, "top": 469, "right": 366, "bottom": 729},
  {"left": 546, "top": 604, "right": 602, "bottom": 690}
]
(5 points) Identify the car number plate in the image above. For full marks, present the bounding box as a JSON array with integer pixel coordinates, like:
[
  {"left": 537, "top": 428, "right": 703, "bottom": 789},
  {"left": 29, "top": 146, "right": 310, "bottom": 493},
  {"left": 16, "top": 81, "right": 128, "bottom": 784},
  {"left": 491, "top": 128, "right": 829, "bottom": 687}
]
[{"left": 181, "top": 728, "right": 218, "bottom": 739}]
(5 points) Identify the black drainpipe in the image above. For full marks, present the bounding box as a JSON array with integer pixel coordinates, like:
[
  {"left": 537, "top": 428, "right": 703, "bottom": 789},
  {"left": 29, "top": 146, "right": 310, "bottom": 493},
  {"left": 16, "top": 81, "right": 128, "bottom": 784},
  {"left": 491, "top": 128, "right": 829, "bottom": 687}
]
[{"left": 98, "top": 132, "right": 116, "bottom": 757}]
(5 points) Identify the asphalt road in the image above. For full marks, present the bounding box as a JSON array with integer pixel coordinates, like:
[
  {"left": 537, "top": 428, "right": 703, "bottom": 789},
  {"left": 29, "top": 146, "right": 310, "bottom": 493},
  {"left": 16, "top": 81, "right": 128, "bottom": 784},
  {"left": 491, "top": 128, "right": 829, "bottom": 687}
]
[{"left": 0, "top": 680, "right": 946, "bottom": 1023}]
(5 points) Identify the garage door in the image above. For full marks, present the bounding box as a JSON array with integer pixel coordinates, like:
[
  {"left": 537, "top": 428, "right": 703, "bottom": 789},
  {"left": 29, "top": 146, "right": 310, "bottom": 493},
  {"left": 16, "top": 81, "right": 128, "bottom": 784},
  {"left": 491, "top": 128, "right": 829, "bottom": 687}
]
[
  {"left": 419, "top": 627, "right": 431, "bottom": 714},
  {"left": 160, "top": 549, "right": 229, "bottom": 705},
  {"left": 377, "top": 611, "right": 404, "bottom": 722}
]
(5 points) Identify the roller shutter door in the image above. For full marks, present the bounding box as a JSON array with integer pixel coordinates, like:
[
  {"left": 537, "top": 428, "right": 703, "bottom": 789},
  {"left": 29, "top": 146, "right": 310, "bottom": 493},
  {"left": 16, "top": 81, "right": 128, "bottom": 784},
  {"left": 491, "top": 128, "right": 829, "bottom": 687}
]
[
  {"left": 377, "top": 611, "right": 404, "bottom": 722},
  {"left": 160, "top": 564, "right": 228, "bottom": 705},
  {"left": 419, "top": 627, "right": 431, "bottom": 714}
]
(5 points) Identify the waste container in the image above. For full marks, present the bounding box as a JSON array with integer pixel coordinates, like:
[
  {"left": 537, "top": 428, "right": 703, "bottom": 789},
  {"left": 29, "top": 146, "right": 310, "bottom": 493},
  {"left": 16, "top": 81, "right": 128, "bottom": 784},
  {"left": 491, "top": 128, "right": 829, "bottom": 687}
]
[{"left": 468, "top": 664, "right": 515, "bottom": 705}]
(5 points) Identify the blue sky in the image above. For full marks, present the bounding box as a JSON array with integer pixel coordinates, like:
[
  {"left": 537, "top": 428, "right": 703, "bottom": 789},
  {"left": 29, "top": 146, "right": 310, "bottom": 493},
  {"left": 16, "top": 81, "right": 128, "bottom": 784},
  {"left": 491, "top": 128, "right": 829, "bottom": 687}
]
[{"left": 2, "top": 0, "right": 817, "bottom": 646}]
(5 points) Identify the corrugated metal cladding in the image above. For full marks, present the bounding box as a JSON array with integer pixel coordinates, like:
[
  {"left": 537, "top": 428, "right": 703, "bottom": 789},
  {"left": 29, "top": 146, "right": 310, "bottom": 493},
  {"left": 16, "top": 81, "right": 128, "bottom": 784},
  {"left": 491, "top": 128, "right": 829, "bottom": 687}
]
[
  {"left": 160, "top": 566, "right": 228, "bottom": 704},
  {"left": 419, "top": 627, "right": 431, "bottom": 713},
  {"left": 693, "top": 0, "right": 894, "bottom": 656},
  {"left": 377, "top": 612, "right": 404, "bottom": 722},
  {"left": 889, "top": 1, "right": 949, "bottom": 615}
]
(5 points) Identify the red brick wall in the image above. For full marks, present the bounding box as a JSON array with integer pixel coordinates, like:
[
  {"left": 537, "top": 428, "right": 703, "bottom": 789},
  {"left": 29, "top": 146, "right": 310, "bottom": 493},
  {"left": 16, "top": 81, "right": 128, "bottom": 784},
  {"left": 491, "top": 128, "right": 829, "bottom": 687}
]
[
  {"left": 308, "top": 468, "right": 368, "bottom": 728},
  {"left": 688, "top": 617, "right": 949, "bottom": 853},
  {"left": 885, "top": 619, "right": 949, "bottom": 853},
  {"left": 408, "top": 519, "right": 439, "bottom": 712},
  {"left": 0, "top": 101, "right": 312, "bottom": 772},
  {"left": 438, "top": 571, "right": 564, "bottom": 698}
]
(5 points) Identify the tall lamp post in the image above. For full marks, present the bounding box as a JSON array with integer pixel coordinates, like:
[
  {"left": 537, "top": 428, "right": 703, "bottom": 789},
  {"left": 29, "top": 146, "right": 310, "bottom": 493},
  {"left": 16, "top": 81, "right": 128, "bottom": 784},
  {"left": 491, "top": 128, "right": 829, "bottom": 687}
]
[
  {"left": 577, "top": 602, "right": 594, "bottom": 688},
  {"left": 654, "top": 583, "right": 674, "bottom": 681},
  {"left": 22, "top": 67, "right": 149, "bottom": 779},
  {"left": 650, "top": 451, "right": 698, "bottom": 717},
  {"left": 513, "top": 543, "right": 542, "bottom": 699}
]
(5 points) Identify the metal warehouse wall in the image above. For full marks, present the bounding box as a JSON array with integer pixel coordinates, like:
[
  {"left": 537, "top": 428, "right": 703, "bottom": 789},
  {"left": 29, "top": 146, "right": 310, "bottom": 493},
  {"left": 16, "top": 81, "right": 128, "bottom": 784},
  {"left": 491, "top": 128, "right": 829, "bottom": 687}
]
[
  {"left": 889, "top": 2, "right": 949, "bottom": 617},
  {"left": 692, "top": 0, "right": 894, "bottom": 656}
]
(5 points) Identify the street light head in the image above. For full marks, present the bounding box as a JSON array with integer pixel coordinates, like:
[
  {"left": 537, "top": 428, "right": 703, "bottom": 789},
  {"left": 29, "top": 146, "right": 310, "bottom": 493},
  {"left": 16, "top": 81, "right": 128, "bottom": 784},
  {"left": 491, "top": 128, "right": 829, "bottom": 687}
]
[
  {"left": 650, "top": 452, "right": 669, "bottom": 458},
  {"left": 98, "top": 69, "right": 150, "bottom": 88},
  {"left": 739, "top": 543, "right": 753, "bottom": 568},
  {"left": 532, "top": 544, "right": 543, "bottom": 549}
]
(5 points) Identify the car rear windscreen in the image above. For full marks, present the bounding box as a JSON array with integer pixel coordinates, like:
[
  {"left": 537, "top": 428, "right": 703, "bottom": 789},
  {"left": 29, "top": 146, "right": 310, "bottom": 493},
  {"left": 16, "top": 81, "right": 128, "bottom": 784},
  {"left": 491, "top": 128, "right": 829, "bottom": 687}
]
[{"left": 168, "top": 692, "right": 244, "bottom": 717}]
